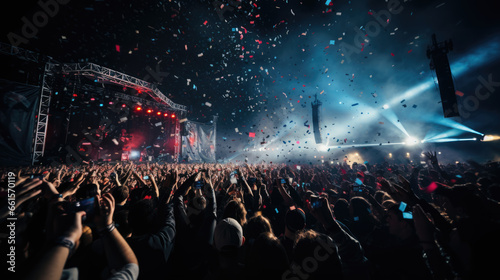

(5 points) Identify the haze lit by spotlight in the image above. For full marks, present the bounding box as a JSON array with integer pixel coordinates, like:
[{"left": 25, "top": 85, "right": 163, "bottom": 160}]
[{"left": 404, "top": 137, "right": 419, "bottom": 146}]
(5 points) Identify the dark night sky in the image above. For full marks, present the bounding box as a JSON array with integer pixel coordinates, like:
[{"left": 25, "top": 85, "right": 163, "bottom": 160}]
[{"left": 2, "top": 0, "right": 500, "bottom": 163}]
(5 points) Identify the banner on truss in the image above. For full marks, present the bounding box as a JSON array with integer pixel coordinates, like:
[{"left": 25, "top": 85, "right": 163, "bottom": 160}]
[{"left": 181, "top": 120, "right": 216, "bottom": 163}]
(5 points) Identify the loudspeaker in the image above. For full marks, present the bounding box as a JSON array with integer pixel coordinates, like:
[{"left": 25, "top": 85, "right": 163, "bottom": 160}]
[
  {"left": 427, "top": 34, "right": 459, "bottom": 118},
  {"left": 311, "top": 95, "right": 322, "bottom": 144}
]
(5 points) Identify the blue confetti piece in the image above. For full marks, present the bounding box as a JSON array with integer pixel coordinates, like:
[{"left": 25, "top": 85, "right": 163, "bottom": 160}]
[
  {"left": 352, "top": 103, "right": 359, "bottom": 106},
  {"left": 330, "top": 40, "right": 335, "bottom": 45},
  {"left": 325, "top": 0, "right": 332, "bottom": 5}
]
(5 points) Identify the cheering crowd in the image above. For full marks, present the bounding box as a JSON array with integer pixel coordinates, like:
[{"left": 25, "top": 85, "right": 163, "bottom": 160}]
[{"left": 1, "top": 152, "right": 500, "bottom": 280}]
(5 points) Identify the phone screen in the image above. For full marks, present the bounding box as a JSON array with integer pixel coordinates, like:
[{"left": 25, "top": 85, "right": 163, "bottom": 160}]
[
  {"left": 30, "top": 174, "right": 44, "bottom": 180},
  {"left": 143, "top": 175, "right": 149, "bottom": 180},
  {"left": 280, "top": 179, "right": 286, "bottom": 184},
  {"left": 194, "top": 180, "right": 204, "bottom": 189},
  {"left": 70, "top": 197, "right": 96, "bottom": 221}
]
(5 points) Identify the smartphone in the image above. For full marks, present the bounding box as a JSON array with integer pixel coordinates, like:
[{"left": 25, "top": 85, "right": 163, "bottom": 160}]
[
  {"left": 280, "top": 178, "right": 286, "bottom": 184},
  {"left": 143, "top": 175, "right": 149, "bottom": 180},
  {"left": 69, "top": 197, "right": 96, "bottom": 221},
  {"left": 296, "top": 166, "right": 301, "bottom": 170},
  {"left": 30, "top": 174, "right": 44, "bottom": 180},
  {"left": 194, "top": 180, "right": 204, "bottom": 189},
  {"left": 309, "top": 195, "right": 321, "bottom": 209}
]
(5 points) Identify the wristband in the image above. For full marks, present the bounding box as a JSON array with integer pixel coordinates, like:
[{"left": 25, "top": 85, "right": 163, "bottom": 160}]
[
  {"left": 54, "top": 236, "right": 75, "bottom": 251},
  {"left": 98, "top": 222, "right": 116, "bottom": 235}
]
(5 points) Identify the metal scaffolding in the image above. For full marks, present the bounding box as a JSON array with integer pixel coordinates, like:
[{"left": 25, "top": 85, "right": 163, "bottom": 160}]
[
  {"left": 0, "top": 42, "right": 42, "bottom": 63},
  {"left": 60, "top": 63, "right": 187, "bottom": 112},
  {"left": 32, "top": 62, "right": 55, "bottom": 164}
]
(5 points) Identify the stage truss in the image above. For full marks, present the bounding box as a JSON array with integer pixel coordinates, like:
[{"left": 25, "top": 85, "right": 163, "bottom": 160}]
[
  {"left": 1, "top": 42, "right": 188, "bottom": 164},
  {"left": 34, "top": 62, "right": 187, "bottom": 164}
]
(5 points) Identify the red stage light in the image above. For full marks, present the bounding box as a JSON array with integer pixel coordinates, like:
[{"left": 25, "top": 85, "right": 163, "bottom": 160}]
[
  {"left": 147, "top": 109, "right": 153, "bottom": 113},
  {"left": 122, "top": 104, "right": 127, "bottom": 108},
  {"left": 164, "top": 113, "right": 168, "bottom": 117},
  {"left": 135, "top": 106, "right": 142, "bottom": 111},
  {"left": 157, "top": 111, "right": 161, "bottom": 115},
  {"left": 171, "top": 114, "right": 176, "bottom": 118}
]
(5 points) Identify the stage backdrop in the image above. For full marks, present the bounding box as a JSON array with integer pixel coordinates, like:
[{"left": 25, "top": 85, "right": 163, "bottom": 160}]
[
  {"left": 181, "top": 120, "right": 216, "bottom": 163},
  {"left": 0, "top": 79, "right": 40, "bottom": 166}
]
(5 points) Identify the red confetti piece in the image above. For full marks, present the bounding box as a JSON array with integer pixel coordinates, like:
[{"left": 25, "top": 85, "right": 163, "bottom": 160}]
[
  {"left": 391, "top": 53, "right": 395, "bottom": 56},
  {"left": 115, "top": 45, "right": 120, "bottom": 52},
  {"left": 203, "top": 20, "right": 208, "bottom": 25},
  {"left": 455, "top": 90, "right": 465, "bottom": 97}
]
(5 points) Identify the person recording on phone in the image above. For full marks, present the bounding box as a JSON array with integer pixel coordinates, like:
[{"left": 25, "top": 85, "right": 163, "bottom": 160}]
[{"left": 26, "top": 187, "right": 139, "bottom": 280}]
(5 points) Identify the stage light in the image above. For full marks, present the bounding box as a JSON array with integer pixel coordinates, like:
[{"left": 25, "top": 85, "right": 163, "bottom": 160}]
[
  {"left": 157, "top": 111, "right": 162, "bottom": 116},
  {"left": 317, "top": 145, "right": 329, "bottom": 152},
  {"left": 122, "top": 104, "right": 127, "bottom": 108},
  {"left": 405, "top": 137, "right": 419, "bottom": 146},
  {"left": 171, "top": 114, "right": 176, "bottom": 118},
  {"left": 389, "top": 153, "right": 392, "bottom": 158},
  {"left": 483, "top": 135, "right": 500, "bottom": 142},
  {"left": 130, "top": 150, "right": 140, "bottom": 160},
  {"left": 164, "top": 113, "right": 168, "bottom": 117},
  {"left": 135, "top": 106, "right": 142, "bottom": 111},
  {"left": 147, "top": 109, "right": 153, "bottom": 114}
]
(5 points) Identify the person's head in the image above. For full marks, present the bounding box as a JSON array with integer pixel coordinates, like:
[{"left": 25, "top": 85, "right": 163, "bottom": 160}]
[
  {"left": 284, "top": 207, "right": 306, "bottom": 234},
  {"left": 333, "top": 198, "right": 350, "bottom": 222},
  {"left": 349, "top": 196, "right": 377, "bottom": 224},
  {"left": 127, "top": 198, "right": 156, "bottom": 236},
  {"left": 244, "top": 214, "right": 273, "bottom": 241},
  {"left": 434, "top": 183, "right": 485, "bottom": 220},
  {"left": 214, "top": 218, "right": 245, "bottom": 255},
  {"left": 291, "top": 230, "right": 343, "bottom": 280},
  {"left": 386, "top": 202, "right": 415, "bottom": 239},
  {"left": 223, "top": 199, "right": 247, "bottom": 226},
  {"left": 246, "top": 232, "right": 289, "bottom": 278},
  {"left": 111, "top": 186, "right": 129, "bottom": 205}
]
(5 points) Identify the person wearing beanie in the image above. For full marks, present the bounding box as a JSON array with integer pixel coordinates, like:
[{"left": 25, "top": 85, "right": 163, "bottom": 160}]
[
  {"left": 279, "top": 206, "right": 306, "bottom": 262},
  {"left": 208, "top": 218, "right": 246, "bottom": 280}
]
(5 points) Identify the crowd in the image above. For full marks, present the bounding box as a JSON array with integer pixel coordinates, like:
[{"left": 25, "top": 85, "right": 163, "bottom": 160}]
[{"left": 1, "top": 152, "right": 500, "bottom": 280}]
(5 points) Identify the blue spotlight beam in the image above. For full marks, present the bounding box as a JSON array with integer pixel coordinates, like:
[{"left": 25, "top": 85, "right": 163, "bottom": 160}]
[{"left": 424, "top": 137, "right": 477, "bottom": 143}]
